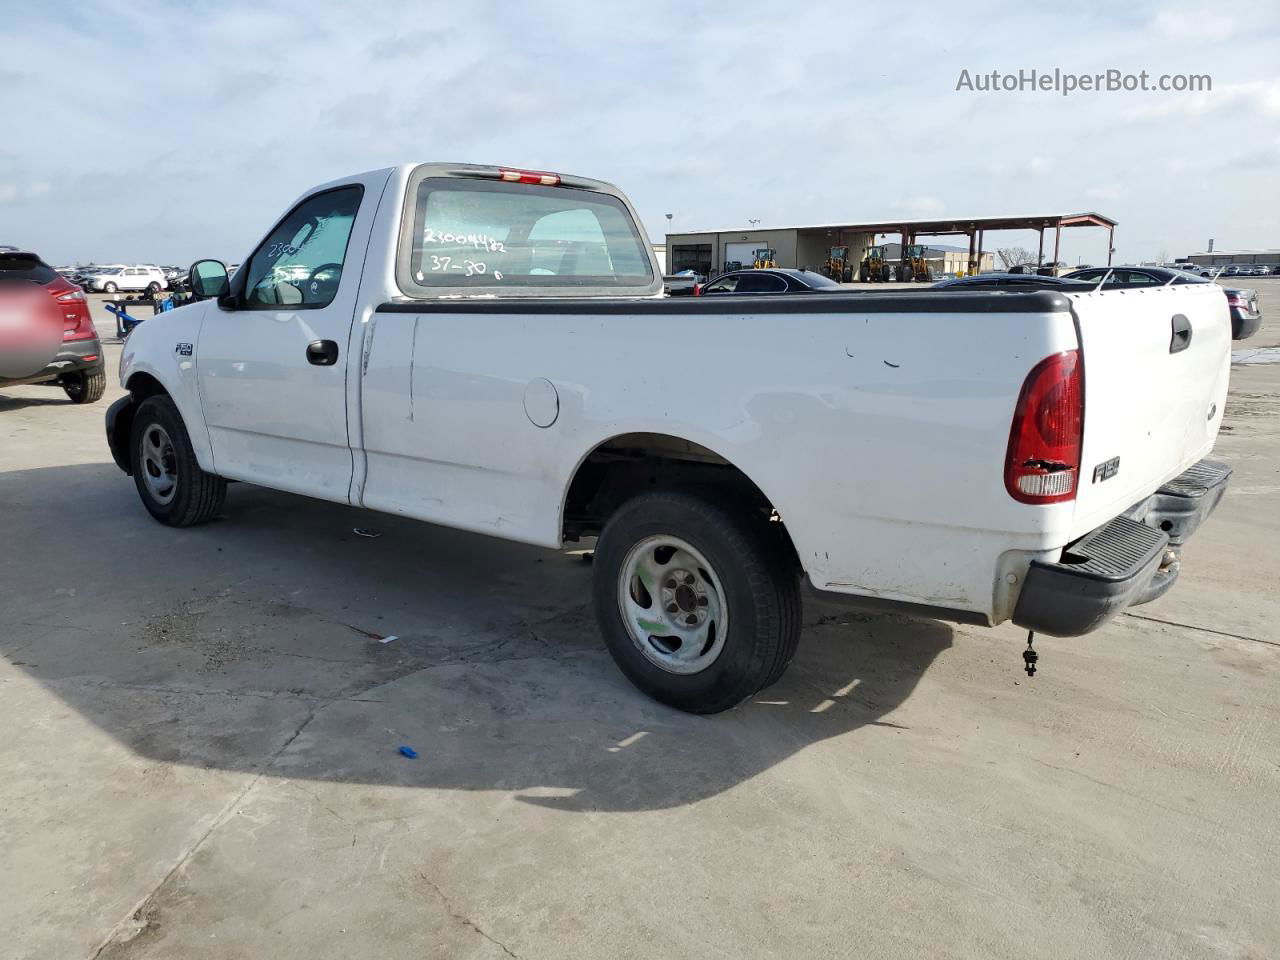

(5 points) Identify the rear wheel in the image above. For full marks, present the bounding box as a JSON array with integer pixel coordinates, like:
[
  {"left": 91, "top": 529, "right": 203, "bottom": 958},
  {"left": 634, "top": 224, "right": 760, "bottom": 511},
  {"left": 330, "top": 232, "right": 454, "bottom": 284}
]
[
  {"left": 129, "top": 395, "right": 226, "bottom": 526},
  {"left": 62, "top": 370, "right": 106, "bottom": 404},
  {"left": 147, "top": 281, "right": 160, "bottom": 295},
  {"left": 592, "top": 490, "right": 801, "bottom": 714}
]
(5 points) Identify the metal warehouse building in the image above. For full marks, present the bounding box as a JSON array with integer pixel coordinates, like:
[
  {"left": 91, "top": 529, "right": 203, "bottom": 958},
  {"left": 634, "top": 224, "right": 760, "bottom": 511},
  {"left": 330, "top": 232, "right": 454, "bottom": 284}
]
[
  {"left": 1182, "top": 249, "right": 1278, "bottom": 269},
  {"left": 665, "top": 211, "right": 1116, "bottom": 280}
]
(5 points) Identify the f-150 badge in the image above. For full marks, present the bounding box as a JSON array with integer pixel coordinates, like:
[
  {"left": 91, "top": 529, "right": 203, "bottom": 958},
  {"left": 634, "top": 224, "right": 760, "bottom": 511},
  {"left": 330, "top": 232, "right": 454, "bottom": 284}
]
[
  {"left": 1092, "top": 456, "right": 1120, "bottom": 483},
  {"left": 175, "top": 342, "right": 193, "bottom": 356}
]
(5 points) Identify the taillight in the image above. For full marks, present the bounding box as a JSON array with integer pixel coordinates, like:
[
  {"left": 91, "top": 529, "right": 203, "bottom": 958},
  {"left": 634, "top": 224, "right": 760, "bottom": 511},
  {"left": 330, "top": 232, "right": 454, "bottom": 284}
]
[
  {"left": 58, "top": 292, "right": 97, "bottom": 341},
  {"left": 498, "top": 168, "right": 561, "bottom": 186},
  {"left": 693, "top": 283, "right": 703, "bottom": 296},
  {"left": 1005, "top": 350, "right": 1082, "bottom": 504}
]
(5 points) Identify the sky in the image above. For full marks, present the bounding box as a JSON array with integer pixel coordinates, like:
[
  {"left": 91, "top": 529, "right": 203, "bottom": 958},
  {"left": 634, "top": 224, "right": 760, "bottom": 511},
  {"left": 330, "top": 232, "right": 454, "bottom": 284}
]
[{"left": 2, "top": 0, "right": 1278, "bottom": 268}]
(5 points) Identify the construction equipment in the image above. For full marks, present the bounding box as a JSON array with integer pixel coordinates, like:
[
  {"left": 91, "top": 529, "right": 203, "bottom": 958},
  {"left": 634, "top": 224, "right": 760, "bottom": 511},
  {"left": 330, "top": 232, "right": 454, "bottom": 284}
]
[
  {"left": 903, "top": 243, "right": 931, "bottom": 282},
  {"left": 860, "top": 245, "right": 890, "bottom": 282},
  {"left": 823, "top": 246, "right": 852, "bottom": 282},
  {"left": 752, "top": 248, "right": 776, "bottom": 269}
]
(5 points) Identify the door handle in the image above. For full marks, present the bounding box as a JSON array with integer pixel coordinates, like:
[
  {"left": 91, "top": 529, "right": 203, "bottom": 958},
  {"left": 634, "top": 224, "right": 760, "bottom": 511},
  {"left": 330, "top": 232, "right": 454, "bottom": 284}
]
[
  {"left": 1169, "top": 314, "right": 1192, "bottom": 354},
  {"left": 306, "top": 340, "right": 339, "bottom": 366}
]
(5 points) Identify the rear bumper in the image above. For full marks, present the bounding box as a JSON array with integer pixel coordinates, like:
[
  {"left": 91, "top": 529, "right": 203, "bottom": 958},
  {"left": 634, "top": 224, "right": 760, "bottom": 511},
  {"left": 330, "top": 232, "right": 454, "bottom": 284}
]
[
  {"left": 1230, "top": 306, "right": 1262, "bottom": 341},
  {"left": 0, "top": 339, "right": 104, "bottom": 389},
  {"left": 1012, "top": 459, "right": 1231, "bottom": 636}
]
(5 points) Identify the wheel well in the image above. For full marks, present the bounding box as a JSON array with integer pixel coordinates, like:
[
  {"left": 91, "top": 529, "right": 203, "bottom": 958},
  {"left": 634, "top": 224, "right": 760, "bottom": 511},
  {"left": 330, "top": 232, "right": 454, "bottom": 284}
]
[
  {"left": 126, "top": 372, "right": 167, "bottom": 401},
  {"left": 561, "top": 432, "right": 799, "bottom": 569}
]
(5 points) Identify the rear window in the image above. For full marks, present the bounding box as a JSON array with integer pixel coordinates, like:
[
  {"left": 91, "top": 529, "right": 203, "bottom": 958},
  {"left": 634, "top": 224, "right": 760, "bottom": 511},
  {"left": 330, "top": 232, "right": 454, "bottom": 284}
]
[
  {"left": 398, "top": 175, "right": 654, "bottom": 297},
  {"left": 796, "top": 271, "right": 840, "bottom": 289},
  {"left": 0, "top": 253, "right": 57, "bottom": 284}
]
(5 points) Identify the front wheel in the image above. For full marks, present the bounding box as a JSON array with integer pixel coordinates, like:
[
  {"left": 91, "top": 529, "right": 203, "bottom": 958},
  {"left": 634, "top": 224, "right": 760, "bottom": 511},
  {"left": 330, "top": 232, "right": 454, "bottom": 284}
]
[
  {"left": 592, "top": 490, "right": 801, "bottom": 714},
  {"left": 103, "top": 282, "right": 117, "bottom": 293},
  {"left": 129, "top": 395, "right": 226, "bottom": 526}
]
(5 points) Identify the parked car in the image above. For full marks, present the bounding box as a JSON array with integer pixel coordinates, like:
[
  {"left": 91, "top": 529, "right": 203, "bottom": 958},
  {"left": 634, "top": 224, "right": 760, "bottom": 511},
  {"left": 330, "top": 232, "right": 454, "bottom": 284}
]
[
  {"left": 1063, "top": 265, "right": 1262, "bottom": 340},
  {"left": 697, "top": 267, "right": 842, "bottom": 295},
  {"left": 71, "top": 265, "right": 124, "bottom": 288},
  {"left": 85, "top": 265, "right": 168, "bottom": 295},
  {"left": 0, "top": 250, "right": 106, "bottom": 403},
  {"left": 932, "top": 273, "right": 1095, "bottom": 289},
  {"left": 664, "top": 270, "right": 704, "bottom": 296},
  {"left": 107, "top": 162, "right": 1233, "bottom": 714}
]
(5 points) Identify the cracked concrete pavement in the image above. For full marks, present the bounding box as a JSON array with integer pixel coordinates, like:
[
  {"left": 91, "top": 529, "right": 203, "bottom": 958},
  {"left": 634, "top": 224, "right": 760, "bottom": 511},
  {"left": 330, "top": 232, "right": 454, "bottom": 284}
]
[{"left": 2, "top": 288, "right": 1278, "bottom": 959}]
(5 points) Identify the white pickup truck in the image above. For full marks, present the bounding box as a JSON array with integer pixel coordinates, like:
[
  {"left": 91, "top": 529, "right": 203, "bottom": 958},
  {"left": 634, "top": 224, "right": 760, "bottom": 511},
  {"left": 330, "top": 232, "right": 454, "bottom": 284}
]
[{"left": 106, "top": 163, "right": 1233, "bottom": 713}]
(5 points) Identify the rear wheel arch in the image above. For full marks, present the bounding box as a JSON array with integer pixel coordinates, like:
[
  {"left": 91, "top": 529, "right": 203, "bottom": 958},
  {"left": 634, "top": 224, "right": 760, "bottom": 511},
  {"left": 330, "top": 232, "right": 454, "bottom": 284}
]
[{"left": 560, "top": 431, "right": 800, "bottom": 572}]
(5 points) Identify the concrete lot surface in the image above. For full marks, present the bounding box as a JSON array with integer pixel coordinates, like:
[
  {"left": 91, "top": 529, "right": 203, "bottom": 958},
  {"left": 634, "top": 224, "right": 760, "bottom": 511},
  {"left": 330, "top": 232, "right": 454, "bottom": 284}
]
[{"left": 2, "top": 286, "right": 1278, "bottom": 959}]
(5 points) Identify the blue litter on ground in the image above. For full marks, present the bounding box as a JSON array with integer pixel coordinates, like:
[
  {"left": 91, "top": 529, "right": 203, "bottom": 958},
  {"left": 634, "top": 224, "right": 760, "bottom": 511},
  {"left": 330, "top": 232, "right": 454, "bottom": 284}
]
[{"left": 398, "top": 745, "right": 418, "bottom": 759}]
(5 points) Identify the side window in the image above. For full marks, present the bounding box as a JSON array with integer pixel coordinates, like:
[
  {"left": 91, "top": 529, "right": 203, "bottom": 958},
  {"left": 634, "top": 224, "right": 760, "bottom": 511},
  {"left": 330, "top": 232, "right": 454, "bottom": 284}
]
[
  {"left": 1072, "top": 270, "right": 1105, "bottom": 283},
  {"left": 1121, "top": 271, "right": 1158, "bottom": 285},
  {"left": 242, "top": 185, "right": 363, "bottom": 309},
  {"left": 703, "top": 277, "right": 739, "bottom": 294},
  {"left": 735, "top": 273, "right": 786, "bottom": 293}
]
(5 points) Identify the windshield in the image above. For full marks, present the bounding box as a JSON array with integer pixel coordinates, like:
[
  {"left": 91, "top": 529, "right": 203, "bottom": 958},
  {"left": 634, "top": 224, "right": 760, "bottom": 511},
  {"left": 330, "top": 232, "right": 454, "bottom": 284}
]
[{"left": 399, "top": 175, "right": 654, "bottom": 296}]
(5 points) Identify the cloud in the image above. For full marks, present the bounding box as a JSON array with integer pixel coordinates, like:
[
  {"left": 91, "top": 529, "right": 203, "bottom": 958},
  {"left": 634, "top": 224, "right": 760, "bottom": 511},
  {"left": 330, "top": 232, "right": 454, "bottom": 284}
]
[
  {"left": 1085, "top": 184, "right": 1123, "bottom": 202},
  {"left": 898, "top": 196, "right": 946, "bottom": 217},
  {"left": 1121, "top": 79, "right": 1280, "bottom": 123},
  {"left": 0, "top": 0, "right": 1277, "bottom": 265},
  {"left": 366, "top": 29, "right": 457, "bottom": 60},
  {"left": 1152, "top": 10, "right": 1236, "bottom": 42}
]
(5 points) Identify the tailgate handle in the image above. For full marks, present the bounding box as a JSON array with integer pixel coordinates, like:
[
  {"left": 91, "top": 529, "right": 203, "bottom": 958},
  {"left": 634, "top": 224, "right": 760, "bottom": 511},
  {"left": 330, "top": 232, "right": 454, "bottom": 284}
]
[{"left": 1169, "top": 313, "right": 1192, "bottom": 354}]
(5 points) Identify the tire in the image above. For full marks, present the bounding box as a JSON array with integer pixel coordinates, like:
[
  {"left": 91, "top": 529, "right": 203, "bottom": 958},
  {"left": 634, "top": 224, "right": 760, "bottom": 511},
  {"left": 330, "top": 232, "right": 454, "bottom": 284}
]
[
  {"left": 147, "top": 282, "right": 160, "bottom": 295},
  {"left": 103, "top": 282, "right": 117, "bottom": 293},
  {"left": 129, "top": 395, "right": 226, "bottom": 526},
  {"left": 592, "top": 490, "right": 801, "bottom": 714},
  {"left": 62, "top": 370, "right": 106, "bottom": 404}
]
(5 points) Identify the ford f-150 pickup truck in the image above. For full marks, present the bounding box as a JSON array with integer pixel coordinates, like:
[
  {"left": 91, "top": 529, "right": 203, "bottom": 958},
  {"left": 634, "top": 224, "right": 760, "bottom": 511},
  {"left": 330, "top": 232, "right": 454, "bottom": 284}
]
[{"left": 105, "top": 163, "right": 1233, "bottom": 713}]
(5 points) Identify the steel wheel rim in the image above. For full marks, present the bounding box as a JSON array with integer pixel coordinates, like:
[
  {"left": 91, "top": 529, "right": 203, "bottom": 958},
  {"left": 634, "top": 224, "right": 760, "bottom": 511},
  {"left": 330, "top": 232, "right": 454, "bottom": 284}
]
[
  {"left": 616, "top": 534, "right": 728, "bottom": 675},
  {"left": 140, "top": 424, "right": 178, "bottom": 505}
]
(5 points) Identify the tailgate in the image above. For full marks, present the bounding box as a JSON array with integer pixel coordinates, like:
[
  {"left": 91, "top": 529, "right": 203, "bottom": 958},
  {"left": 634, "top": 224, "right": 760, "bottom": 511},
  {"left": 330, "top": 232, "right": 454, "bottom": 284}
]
[{"left": 1067, "top": 284, "right": 1231, "bottom": 537}]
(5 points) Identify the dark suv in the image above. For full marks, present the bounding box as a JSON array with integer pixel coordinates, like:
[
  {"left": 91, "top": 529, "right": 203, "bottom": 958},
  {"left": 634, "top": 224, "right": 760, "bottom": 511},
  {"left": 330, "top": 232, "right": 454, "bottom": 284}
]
[{"left": 0, "top": 251, "right": 106, "bottom": 403}]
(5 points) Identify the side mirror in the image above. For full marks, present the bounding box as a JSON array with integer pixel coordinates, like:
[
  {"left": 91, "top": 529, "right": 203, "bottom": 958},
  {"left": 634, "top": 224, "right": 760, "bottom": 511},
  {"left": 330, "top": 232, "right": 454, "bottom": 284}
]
[{"left": 189, "top": 259, "right": 230, "bottom": 301}]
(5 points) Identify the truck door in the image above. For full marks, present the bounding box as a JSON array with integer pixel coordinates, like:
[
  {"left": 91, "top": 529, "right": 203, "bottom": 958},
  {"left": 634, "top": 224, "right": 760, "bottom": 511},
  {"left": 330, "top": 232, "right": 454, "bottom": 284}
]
[{"left": 196, "top": 177, "right": 382, "bottom": 501}]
